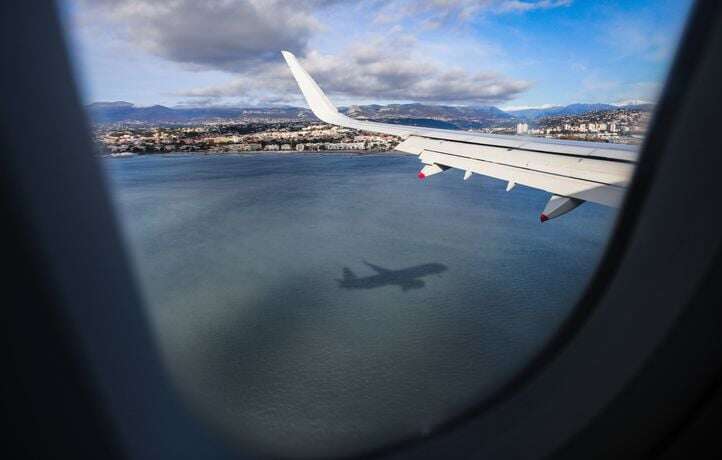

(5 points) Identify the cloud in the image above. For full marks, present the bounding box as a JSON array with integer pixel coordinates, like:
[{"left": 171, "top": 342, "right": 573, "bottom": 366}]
[
  {"left": 77, "top": 0, "right": 347, "bottom": 71},
  {"left": 603, "top": 16, "right": 677, "bottom": 62},
  {"left": 581, "top": 75, "right": 619, "bottom": 93},
  {"left": 79, "top": 0, "right": 573, "bottom": 71},
  {"left": 373, "top": 0, "right": 572, "bottom": 25},
  {"left": 501, "top": 103, "right": 556, "bottom": 111},
  {"left": 569, "top": 74, "right": 662, "bottom": 105},
  {"left": 613, "top": 81, "right": 661, "bottom": 104},
  {"left": 73, "top": 0, "right": 561, "bottom": 106},
  {"left": 569, "top": 61, "right": 588, "bottom": 73},
  {"left": 497, "top": 0, "right": 572, "bottom": 13},
  {"left": 178, "top": 40, "right": 531, "bottom": 105}
]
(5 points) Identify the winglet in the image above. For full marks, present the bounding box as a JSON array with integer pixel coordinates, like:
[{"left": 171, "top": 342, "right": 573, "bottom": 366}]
[{"left": 281, "top": 50, "right": 340, "bottom": 123}]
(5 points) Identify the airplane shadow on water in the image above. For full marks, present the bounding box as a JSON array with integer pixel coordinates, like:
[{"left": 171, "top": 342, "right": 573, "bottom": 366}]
[{"left": 336, "top": 261, "right": 448, "bottom": 291}]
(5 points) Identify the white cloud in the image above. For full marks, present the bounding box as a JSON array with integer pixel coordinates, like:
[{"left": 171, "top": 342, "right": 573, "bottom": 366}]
[
  {"left": 178, "top": 39, "right": 531, "bottom": 105},
  {"left": 76, "top": 0, "right": 348, "bottom": 71},
  {"left": 570, "top": 75, "right": 662, "bottom": 105},
  {"left": 581, "top": 75, "right": 620, "bottom": 93},
  {"left": 611, "top": 81, "right": 661, "bottom": 105},
  {"left": 500, "top": 103, "right": 556, "bottom": 111},
  {"left": 372, "top": 0, "right": 572, "bottom": 25},
  {"left": 603, "top": 16, "right": 677, "bottom": 62},
  {"left": 497, "top": 0, "right": 572, "bottom": 13},
  {"left": 74, "top": 0, "right": 533, "bottom": 105}
]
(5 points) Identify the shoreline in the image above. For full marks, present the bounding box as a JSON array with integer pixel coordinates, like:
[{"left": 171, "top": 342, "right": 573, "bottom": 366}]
[{"left": 101, "top": 150, "right": 401, "bottom": 158}]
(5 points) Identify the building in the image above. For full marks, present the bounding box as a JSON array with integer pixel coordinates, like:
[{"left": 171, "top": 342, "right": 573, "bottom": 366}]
[{"left": 516, "top": 123, "right": 529, "bottom": 135}]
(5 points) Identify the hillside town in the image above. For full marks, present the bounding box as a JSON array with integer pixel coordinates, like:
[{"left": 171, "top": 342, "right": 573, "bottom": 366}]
[
  {"left": 91, "top": 104, "right": 651, "bottom": 155},
  {"left": 94, "top": 122, "right": 401, "bottom": 155},
  {"left": 508, "top": 107, "right": 650, "bottom": 144}
]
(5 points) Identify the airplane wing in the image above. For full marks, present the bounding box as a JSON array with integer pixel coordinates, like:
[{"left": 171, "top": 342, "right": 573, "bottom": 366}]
[{"left": 281, "top": 51, "right": 638, "bottom": 222}]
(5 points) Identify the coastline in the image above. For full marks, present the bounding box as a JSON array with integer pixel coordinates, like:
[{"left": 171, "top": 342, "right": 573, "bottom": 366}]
[{"left": 101, "top": 150, "right": 402, "bottom": 158}]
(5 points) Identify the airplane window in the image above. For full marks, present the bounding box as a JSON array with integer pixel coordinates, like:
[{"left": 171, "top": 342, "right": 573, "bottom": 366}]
[{"left": 58, "top": 0, "right": 694, "bottom": 457}]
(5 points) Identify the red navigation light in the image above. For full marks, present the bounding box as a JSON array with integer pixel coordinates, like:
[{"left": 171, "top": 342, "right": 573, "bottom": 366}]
[
  {"left": 417, "top": 172, "right": 426, "bottom": 180},
  {"left": 540, "top": 214, "right": 550, "bottom": 223}
]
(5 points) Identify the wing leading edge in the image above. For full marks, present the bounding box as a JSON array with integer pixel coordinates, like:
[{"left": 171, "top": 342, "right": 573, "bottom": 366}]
[{"left": 281, "top": 50, "right": 637, "bottom": 222}]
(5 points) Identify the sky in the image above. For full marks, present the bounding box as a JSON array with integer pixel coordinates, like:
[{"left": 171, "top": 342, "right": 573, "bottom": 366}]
[{"left": 60, "top": 0, "right": 694, "bottom": 109}]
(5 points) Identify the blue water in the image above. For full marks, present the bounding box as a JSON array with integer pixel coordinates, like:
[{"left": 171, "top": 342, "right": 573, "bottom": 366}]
[{"left": 103, "top": 153, "right": 616, "bottom": 456}]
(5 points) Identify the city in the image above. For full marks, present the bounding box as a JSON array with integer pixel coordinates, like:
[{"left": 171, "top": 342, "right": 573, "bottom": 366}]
[
  {"left": 94, "top": 121, "right": 400, "bottom": 155},
  {"left": 92, "top": 104, "right": 651, "bottom": 155},
  {"left": 509, "top": 106, "right": 650, "bottom": 143}
]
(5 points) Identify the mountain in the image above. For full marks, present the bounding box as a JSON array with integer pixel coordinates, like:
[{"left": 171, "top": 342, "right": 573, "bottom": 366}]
[
  {"left": 87, "top": 101, "right": 135, "bottom": 109},
  {"left": 340, "top": 102, "right": 511, "bottom": 119},
  {"left": 504, "top": 106, "right": 563, "bottom": 120},
  {"left": 86, "top": 101, "right": 515, "bottom": 127},
  {"left": 86, "top": 101, "right": 653, "bottom": 126},
  {"left": 86, "top": 102, "right": 313, "bottom": 124},
  {"left": 87, "top": 102, "right": 188, "bottom": 123},
  {"left": 378, "top": 118, "right": 461, "bottom": 129},
  {"left": 619, "top": 103, "right": 655, "bottom": 111},
  {"left": 338, "top": 103, "right": 515, "bottom": 129},
  {"left": 507, "top": 103, "right": 618, "bottom": 120}
]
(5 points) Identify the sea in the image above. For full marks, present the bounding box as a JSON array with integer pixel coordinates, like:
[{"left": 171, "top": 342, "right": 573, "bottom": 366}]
[{"left": 102, "top": 152, "right": 617, "bottom": 456}]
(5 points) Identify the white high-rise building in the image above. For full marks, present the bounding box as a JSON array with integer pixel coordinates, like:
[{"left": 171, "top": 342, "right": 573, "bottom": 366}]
[{"left": 516, "top": 123, "right": 529, "bottom": 135}]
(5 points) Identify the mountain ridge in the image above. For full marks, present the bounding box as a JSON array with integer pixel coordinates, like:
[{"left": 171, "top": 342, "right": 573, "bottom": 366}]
[{"left": 86, "top": 101, "right": 653, "bottom": 125}]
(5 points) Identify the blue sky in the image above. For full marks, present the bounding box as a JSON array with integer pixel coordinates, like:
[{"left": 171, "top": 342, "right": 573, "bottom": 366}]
[{"left": 61, "top": 0, "right": 693, "bottom": 109}]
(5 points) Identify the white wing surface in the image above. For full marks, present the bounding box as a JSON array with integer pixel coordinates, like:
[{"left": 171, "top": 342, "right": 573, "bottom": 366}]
[{"left": 281, "top": 51, "right": 637, "bottom": 222}]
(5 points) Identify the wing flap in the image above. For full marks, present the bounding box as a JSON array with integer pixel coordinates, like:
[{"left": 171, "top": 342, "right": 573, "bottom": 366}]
[
  {"left": 419, "top": 149, "right": 626, "bottom": 207},
  {"left": 398, "top": 135, "right": 633, "bottom": 185},
  {"left": 397, "top": 136, "right": 634, "bottom": 183}
]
